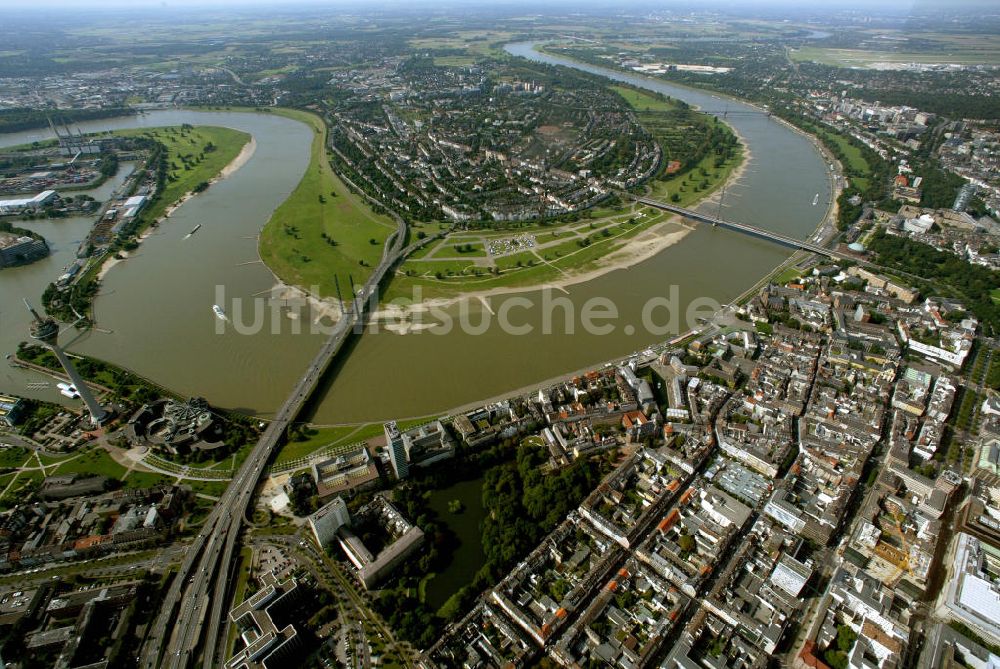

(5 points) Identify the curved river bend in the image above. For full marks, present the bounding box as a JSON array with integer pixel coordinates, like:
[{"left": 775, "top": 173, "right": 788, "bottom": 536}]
[
  {"left": 1, "top": 44, "right": 833, "bottom": 423},
  {"left": 0, "top": 110, "right": 320, "bottom": 415},
  {"left": 309, "top": 43, "right": 835, "bottom": 422}
]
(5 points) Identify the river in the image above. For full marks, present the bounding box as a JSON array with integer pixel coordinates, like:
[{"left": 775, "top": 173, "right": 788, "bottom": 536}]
[
  {"left": 1, "top": 43, "right": 833, "bottom": 424},
  {"left": 307, "top": 43, "right": 834, "bottom": 423},
  {"left": 0, "top": 110, "right": 324, "bottom": 415}
]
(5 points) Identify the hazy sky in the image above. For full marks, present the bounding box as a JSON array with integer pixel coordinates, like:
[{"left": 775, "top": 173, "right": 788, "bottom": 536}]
[
  {"left": 0, "top": 0, "right": 983, "bottom": 15},
  {"left": 0, "top": 0, "right": 941, "bottom": 7}
]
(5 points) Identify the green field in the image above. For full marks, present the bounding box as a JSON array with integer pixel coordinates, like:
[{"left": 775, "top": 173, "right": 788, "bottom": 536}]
[
  {"left": 46, "top": 448, "right": 172, "bottom": 488},
  {"left": 408, "top": 30, "right": 515, "bottom": 58},
  {"left": 612, "top": 85, "right": 678, "bottom": 112},
  {"left": 431, "top": 242, "right": 488, "bottom": 258},
  {"left": 808, "top": 126, "right": 872, "bottom": 192},
  {"left": 772, "top": 265, "right": 805, "bottom": 285},
  {"left": 789, "top": 41, "right": 1000, "bottom": 68},
  {"left": 434, "top": 56, "right": 478, "bottom": 67},
  {"left": 258, "top": 108, "right": 397, "bottom": 299},
  {"left": 0, "top": 446, "right": 31, "bottom": 468},
  {"left": 115, "top": 125, "right": 251, "bottom": 224},
  {"left": 274, "top": 424, "right": 370, "bottom": 465},
  {"left": 648, "top": 145, "right": 743, "bottom": 206},
  {"left": 275, "top": 417, "right": 437, "bottom": 466},
  {"left": 385, "top": 205, "right": 680, "bottom": 300}
]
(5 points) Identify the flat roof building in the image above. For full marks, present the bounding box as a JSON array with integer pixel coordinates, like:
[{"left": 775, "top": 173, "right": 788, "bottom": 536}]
[
  {"left": 307, "top": 496, "right": 350, "bottom": 548},
  {"left": 0, "top": 234, "right": 48, "bottom": 268},
  {"left": 384, "top": 419, "right": 454, "bottom": 480},
  {"left": 945, "top": 533, "right": 1000, "bottom": 643},
  {"left": 335, "top": 496, "right": 425, "bottom": 590},
  {"left": 0, "top": 394, "right": 24, "bottom": 427},
  {"left": 0, "top": 190, "right": 57, "bottom": 215},
  {"left": 227, "top": 578, "right": 303, "bottom": 669}
]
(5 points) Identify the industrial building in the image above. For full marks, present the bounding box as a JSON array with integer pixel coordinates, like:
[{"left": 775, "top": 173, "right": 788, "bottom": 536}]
[{"left": 0, "top": 190, "right": 57, "bottom": 215}]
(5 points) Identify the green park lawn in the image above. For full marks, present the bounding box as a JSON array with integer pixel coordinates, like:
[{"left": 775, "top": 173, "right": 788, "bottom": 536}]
[
  {"left": 431, "top": 242, "right": 488, "bottom": 258},
  {"left": 114, "top": 125, "right": 251, "bottom": 224},
  {"left": 809, "top": 126, "right": 872, "bottom": 192},
  {"left": 773, "top": 266, "right": 805, "bottom": 284},
  {"left": 386, "top": 207, "right": 680, "bottom": 300},
  {"left": 259, "top": 109, "right": 397, "bottom": 299},
  {"left": 274, "top": 417, "right": 436, "bottom": 467},
  {"left": 613, "top": 85, "right": 678, "bottom": 112},
  {"left": 0, "top": 446, "right": 31, "bottom": 468},
  {"left": 646, "top": 141, "right": 745, "bottom": 208}
]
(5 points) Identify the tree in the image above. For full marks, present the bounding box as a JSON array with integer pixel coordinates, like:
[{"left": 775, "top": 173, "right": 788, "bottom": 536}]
[{"left": 678, "top": 534, "right": 696, "bottom": 553}]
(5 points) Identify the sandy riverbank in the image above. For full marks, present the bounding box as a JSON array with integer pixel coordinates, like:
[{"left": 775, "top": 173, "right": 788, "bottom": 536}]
[
  {"left": 96, "top": 137, "right": 257, "bottom": 281},
  {"left": 267, "top": 282, "right": 346, "bottom": 325},
  {"left": 218, "top": 136, "right": 257, "bottom": 180},
  {"left": 252, "top": 98, "right": 755, "bottom": 331},
  {"left": 371, "top": 222, "right": 694, "bottom": 332}
]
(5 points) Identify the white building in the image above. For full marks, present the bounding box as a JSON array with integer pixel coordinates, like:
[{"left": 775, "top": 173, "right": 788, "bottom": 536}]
[
  {"left": 945, "top": 533, "right": 1000, "bottom": 644},
  {"left": 0, "top": 190, "right": 57, "bottom": 215},
  {"left": 307, "top": 496, "right": 350, "bottom": 547},
  {"left": 903, "top": 213, "right": 935, "bottom": 234}
]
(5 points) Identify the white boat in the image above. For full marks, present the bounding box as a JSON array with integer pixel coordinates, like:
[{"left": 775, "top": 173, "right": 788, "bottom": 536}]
[
  {"left": 812, "top": 193, "right": 819, "bottom": 206},
  {"left": 57, "top": 382, "right": 80, "bottom": 399},
  {"left": 213, "top": 304, "right": 228, "bottom": 321}
]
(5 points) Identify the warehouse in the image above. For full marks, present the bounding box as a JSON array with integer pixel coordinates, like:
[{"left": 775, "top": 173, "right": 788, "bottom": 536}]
[{"left": 0, "top": 190, "right": 57, "bottom": 215}]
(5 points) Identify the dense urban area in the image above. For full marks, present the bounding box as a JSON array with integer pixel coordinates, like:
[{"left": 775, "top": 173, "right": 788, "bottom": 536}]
[{"left": 1, "top": 2, "right": 999, "bottom": 669}]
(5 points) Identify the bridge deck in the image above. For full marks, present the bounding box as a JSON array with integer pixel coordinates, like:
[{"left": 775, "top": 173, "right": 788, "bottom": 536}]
[
  {"left": 632, "top": 196, "right": 843, "bottom": 259},
  {"left": 144, "top": 218, "right": 431, "bottom": 669}
]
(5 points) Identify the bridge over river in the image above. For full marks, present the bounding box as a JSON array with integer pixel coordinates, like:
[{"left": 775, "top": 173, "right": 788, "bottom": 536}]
[
  {"left": 631, "top": 195, "right": 848, "bottom": 260},
  {"left": 141, "top": 217, "right": 436, "bottom": 669}
]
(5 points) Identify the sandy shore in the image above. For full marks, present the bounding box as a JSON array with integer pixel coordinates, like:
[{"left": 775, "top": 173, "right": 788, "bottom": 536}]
[
  {"left": 267, "top": 282, "right": 346, "bottom": 325},
  {"left": 96, "top": 137, "right": 256, "bottom": 282},
  {"left": 218, "top": 136, "right": 257, "bottom": 180},
  {"left": 366, "top": 138, "right": 755, "bottom": 327},
  {"left": 370, "top": 223, "right": 693, "bottom": 330},
  {"left": 254, "top": 115, "right": 755, "bottom": 329}
]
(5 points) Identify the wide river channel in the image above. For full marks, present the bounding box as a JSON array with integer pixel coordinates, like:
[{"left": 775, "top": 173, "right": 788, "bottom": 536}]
[{"left": 0, "top": 43, "right": 833, "bottom": 424}]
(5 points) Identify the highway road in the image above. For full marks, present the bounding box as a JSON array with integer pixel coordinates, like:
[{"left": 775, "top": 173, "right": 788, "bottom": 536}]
[{"left": 140, "top": 221, "right": 433, "bottom": 668}]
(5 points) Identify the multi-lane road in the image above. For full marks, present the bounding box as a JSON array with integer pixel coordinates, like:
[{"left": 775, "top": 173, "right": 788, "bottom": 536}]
[{"left": 141, "top": 220, "right": 420, "bottom": 668}]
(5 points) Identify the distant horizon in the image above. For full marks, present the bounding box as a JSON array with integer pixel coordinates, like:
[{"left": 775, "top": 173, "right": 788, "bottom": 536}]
[{"left": 0, "top": 0, "right": 992, "bottom": 12}]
